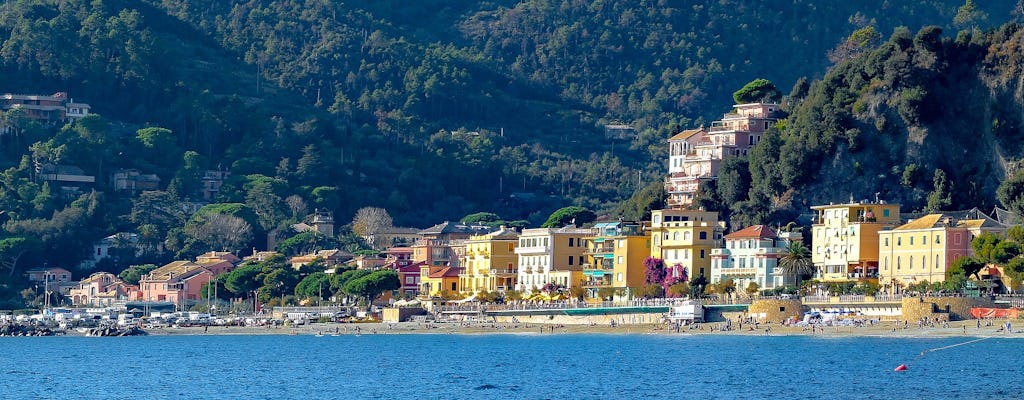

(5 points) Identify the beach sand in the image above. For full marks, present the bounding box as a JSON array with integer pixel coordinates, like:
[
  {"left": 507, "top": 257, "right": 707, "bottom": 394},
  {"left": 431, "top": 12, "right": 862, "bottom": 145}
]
[{"left": 135, "top": 319, "right": 1024, "bottom": 338}]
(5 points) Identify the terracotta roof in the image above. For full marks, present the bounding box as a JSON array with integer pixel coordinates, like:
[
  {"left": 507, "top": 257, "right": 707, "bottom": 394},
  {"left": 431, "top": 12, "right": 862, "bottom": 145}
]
[
  {"left": 726, "top": 225, "right": 777, "bottom": 239},
  {"left": 895, "top": 214, "right": 944, "bottom": 231},
  {"left": 428, "top": 266, "right": 462, "bottom": 278},
  {"left": 668, "top": 126, "right": 706, "bottom": 141},
  {"left": 196, "top": 251, "right": 240, "bottom": 264},
  {"left": 145, "top": 261, "right": 208, "bottom": 281}
]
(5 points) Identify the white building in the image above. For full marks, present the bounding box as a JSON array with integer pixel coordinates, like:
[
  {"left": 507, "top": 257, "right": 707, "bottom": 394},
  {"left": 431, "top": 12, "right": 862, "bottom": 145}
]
[
  {"left": 710, "top": 225, "right": 800, "bottom": 291},
  {"left": 514, "top": 227, "right": 590, "bottom": 294}
]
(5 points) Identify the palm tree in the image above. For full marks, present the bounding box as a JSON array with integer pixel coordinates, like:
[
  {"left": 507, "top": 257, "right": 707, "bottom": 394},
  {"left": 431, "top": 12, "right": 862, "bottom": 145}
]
[{"left": 778, "top": 241, "right": 814, "bottom": 288}]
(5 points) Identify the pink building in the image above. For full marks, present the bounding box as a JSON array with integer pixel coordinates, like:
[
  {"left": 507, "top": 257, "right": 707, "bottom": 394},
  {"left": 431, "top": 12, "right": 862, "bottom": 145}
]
[
  {"left": 397, "top": 261, "right": 425, "bottom": 296},
  {"left": 666, "top": 103, "right": 780, "bottom": 208},
  {"left": 69, "top": 272, "right": 131, "bottom": 306},
  {"left": 25, "top": 267, "right": 72, "bottom": 291},
  {"left": 195, "top": 251, "right": 241, "bottom": 276},
  {"left": 139, "top": 261, "right": 213, "bottom": 307}
]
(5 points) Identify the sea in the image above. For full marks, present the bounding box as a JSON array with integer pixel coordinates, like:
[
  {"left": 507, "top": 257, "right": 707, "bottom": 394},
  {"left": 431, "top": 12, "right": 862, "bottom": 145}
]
[{"left": 1, "top": 333, "right": 1021, "bottom": 399}]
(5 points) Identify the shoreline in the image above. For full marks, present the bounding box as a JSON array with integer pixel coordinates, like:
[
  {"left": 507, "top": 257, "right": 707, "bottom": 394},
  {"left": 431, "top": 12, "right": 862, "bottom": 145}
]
[{"left": 119, "top": 319, "right": 1024, "bottom": 339}]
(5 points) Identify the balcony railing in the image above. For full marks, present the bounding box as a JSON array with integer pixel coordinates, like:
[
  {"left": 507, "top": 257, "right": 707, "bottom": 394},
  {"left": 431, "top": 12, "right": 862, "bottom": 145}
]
[
  {"left": 514, "top": 246, "right": 550, "bottom": 254},
  {"left": 488, "top": 268, "right": 517, "bottom": 276}
]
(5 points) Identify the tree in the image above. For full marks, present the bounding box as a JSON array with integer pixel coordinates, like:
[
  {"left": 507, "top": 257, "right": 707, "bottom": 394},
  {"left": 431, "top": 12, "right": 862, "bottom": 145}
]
[
  {"left": 778, "top": 241, "right": 814, "bottom": 286},
  {"left": 118, "top": 264, "right": 157, "bottom": 285},
  {"left": 643, "top": 257, "right": 666, "bottom": 286},
  {"left": 294, "top": 272, "right": 332, "bottom": 300},
  {"left": 343, "top": 269, "right": 400, "bottom": 309},
  {"left": 972, "top": 232, "right": 1019, "bottom": 265},
  {"left": 828, "top": 26, "right": 882, "bottom": 63},
  {"left": 745, "top": 282, "right": 760, "bottom": 296},
  {"left": 950, "top": 256, "right": 985, "bottom": 280},
  {"left": 715, "top": 279, "right": 736, "bottom": 295},
  {"left": 276, "top": 231, "right": 340, "bottom": 256},
  {"left": 540, "top": 206, "right": 595, "bottom": 228},
  {"left": 224, "top": 263, "right": 263, "bottom": 297},
  {"left": 0, "top": 237, "right": 39, "bottom": 278},
  {"left": 460, "top": 212, "right": 500, "bottom": 225},
  {"left": 350, "top": 207, "right": 393, "bottom": 237},
  {"left": 996, "top": 169, "right": 1024, "bottom": 218},
  {"left": 925, "top": 169, "right": 952, "bottom": 212},
  {"left": 185, "top": 212, "right": 253, "bottom": 252},
  {"left": 733, "top": 78, "right": 781, "bottom": 104},
  {"left": 953, "top": 0, "right": 988, "bottom": 30}
]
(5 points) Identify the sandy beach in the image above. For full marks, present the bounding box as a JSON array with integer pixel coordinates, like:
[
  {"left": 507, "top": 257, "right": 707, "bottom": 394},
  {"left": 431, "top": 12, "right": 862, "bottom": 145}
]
[{"left": 135, "top": 319, "right": 1024, "bottom": 338}]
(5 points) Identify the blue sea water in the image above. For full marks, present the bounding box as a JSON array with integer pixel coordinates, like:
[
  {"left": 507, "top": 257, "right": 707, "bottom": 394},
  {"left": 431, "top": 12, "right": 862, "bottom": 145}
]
[{"left": 1, "top": 333, "right": 1021, "bottom": 399}]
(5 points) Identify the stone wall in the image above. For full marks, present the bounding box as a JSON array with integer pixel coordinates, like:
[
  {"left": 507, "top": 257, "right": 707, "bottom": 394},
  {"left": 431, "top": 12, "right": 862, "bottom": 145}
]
[
  {"left": 382, "top": 307, "right": 427, "bottom": 323},
  {"left": 900, "top": 297, "right": 996, "bottom": 321},
  {"left": 493, "top": 313, "right": 665, "bottom": 325},
  {"left": 748, "top": 299, "right": 806, "bottom": 322}
]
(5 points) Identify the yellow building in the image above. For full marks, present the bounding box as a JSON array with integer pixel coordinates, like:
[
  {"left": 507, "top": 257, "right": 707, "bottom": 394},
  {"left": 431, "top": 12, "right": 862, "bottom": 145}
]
[
  {"left": 418, "top": 265, "right": 461, "bottom": 298},
  {"left": 459, "top": 227, "right": 519, "bottom": 296},
  {"left": 515, "top": 227, "right": 591, "bottom": 294},
  {"left": 878, "top": 212, "right": 1006, "bottom": 290},
  {"left": 582, "top": 221, "right": 651, "bottom": 297},
  {"left": 810, "top": 201, "right": 900, "bottom": 282},
  {"left": 649, "top": 209, "right": 722, "bottom": 281}
]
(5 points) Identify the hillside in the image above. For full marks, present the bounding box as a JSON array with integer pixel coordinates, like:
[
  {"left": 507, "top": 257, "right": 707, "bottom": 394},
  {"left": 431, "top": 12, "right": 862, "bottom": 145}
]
[{"left": 0, "top": 0, "right": 1021, "bottom": 306}]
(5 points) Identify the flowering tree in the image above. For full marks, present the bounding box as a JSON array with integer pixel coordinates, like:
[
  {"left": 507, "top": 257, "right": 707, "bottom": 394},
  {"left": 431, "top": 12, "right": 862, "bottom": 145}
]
[{"left": 644, "top": 257, "right": 666, "bottom": 285}]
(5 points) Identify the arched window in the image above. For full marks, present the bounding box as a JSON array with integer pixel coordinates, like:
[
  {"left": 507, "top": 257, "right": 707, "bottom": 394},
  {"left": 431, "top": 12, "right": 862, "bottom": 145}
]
[
  {"left": 673, "top": 232, "right": 679, "bottom": 240},
  {"left": 683, "top": 232, "right": 691, "bottom": 240}
]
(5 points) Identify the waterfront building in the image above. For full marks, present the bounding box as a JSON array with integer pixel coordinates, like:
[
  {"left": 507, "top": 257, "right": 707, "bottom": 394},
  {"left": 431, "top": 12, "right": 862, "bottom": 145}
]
[
  {"left": 811, "top": 201, "right": 901, "bottom": 282},
  {"left": 710, "top": 225, "right": 801, "bottom": 291},
  {"left": 649, "top": 209, "right": 723, "bottom": 282},
  {"left": 412, "top": 221, "right": 493, "bottom": 267},
  {"left": 581, "top": 221, "right": 650, "bottom": 298},
  {"left": 878, "top": 212, "right": 1006, "bottom": 290},
  {"left": 459, "top": 227, "right": 519, "bottom": 296},
  {"left": 665, "top": 103, "right": 780, "bottom": 208},
  {"left": 69, "top": 272, "right": 132, "bottom": 307},
  {"left": 418, "top": 265, "right": 461, "bottom": 297},
  {"left": 138, "top": 261, "right": 213, "bottom": 307},
  {"left": 514, "top": 227, "right": 591, "bottom": 294}
]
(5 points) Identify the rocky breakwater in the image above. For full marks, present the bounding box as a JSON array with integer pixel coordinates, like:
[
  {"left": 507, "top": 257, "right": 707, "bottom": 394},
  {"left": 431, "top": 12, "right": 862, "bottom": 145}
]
[
  {"left": 1, "top": 322, "right": 63, "bottom": 336},
  {"left": 83, "top": 325, "right": 148, "bottom": 337}
]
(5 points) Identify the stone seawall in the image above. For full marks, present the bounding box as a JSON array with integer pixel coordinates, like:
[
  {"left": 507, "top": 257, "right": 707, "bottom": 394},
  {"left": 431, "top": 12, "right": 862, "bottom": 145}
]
[
  {"left": 900, "top": 297, "right": 996, "bottom": 321},
  {"left": 493, "top": 313, "right": 665, "bottom": 325},
  {"left": 748, "top": 299, "right": 806, "bottom": 322}
]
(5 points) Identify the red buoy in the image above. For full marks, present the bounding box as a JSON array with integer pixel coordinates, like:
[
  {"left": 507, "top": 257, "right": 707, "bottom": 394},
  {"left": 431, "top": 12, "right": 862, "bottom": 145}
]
[{"left": 894, "top": 364, "right": 908, "bottom": 371}]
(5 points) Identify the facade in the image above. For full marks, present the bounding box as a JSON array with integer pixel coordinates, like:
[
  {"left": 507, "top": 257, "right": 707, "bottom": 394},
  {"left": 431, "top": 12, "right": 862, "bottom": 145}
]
[
  {"left": 195, "top": 251, "right": 241, "bottom": 275},
  {"left": 200, "top": 169, "right": 230, "bottom": 201},
  {"left": 111, "top": 169, "right": 161, "bottom": 194},
  {"left": 710, "top": 225, "right": 799, "bottom": 291},
  {"left": 514, "top": 227, "right": 591, "bottom": 293},
  {"left": 0, "top": 92, "right": 90, "bottom": 125},
  {"left": 289, "top": 249, "right": 353, "bottom": 270},
  {"left": 581, "top": 221, "right": 650, "bottom": 296},
  {"left": 69, "top": 272, "right": 131, "bottom": 307},
  {"left": 811, "top": 201, "right": 901, "bottom": 282},
  {"left": 35, "top": 163, "right": 95, "bottom": 198},
  {"left": 649, "top": 209, "right": 723, "bottom": 281},
  {"left": 419, "top": 266, "right": 461, "bottom": 297},
  {"left": 397, "top": 262, "right": 424, "bottom": 296},
  {"left": 665, "top": 103, "right": 780, "bottom": 208},
  {"left": 878, "top": 213, "right": 1007, "bottom": 290},
  {"left": 138, "top": 261, "right": 213, "bottom": 307},
  {"left": 25, "top": 267, "right": 72, "bottom": 291},
  {"left": 412, "top": 221, "right": 493, "bottom": 268},
  {"left": 459, "top": 227, "right": 519, "bottom": 296}
]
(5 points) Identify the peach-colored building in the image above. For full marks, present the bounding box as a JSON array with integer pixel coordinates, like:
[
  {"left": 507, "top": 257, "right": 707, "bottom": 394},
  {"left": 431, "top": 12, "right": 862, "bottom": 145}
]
[
  {"left": 139, "top": 261, "right": 213, "bottom": 307},
  {"left": 195, "top": 251, "right": 241, "bottom": 275},
  {"left": 665, "top": 103, "right": 780, "bottom": 208},
  {"left": 69, "top": 272, "right": 132, "bottom": 306}
]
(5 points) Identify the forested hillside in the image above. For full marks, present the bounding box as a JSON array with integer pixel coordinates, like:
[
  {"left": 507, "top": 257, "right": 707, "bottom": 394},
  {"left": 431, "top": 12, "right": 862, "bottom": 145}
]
[{"left": 0, "top": 0, "right": 1020, "bottom": 306}]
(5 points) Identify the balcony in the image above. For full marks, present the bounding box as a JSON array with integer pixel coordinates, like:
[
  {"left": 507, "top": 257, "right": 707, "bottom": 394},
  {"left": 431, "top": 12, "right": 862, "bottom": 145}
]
[
  {"left": 585, "top": 246, "right": 614, "bottom": 255},
  {"left": 514, "top": 246, "right": 550, "bottom": 255},
  {"left": 719, "top": 267, "right": 757, "bottom": 276},
  {"left": 489, "top": 268, "right": 517, "bottom": 276}
]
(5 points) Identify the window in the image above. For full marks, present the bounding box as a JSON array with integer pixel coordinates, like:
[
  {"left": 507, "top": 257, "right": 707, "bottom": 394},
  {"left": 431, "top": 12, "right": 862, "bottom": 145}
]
[
  {"left": 654, "top": 215, "right": 661, "bottom": 224},
  {"left": 673, "top": 232, "right": 680, "bottom": 240},
  {"left": 700, "top": 250, "right": 705, "bottom": 259},
  {"left": 617, "top": 256, "right": 623, "bottom": 265},
  {"left": 935, "top": 235, "right": 940, "bottom": 244},
  {"left": 568, "top": 256, "right": 574, "bottom": 265},
  {"left": 897, "top": 257, "right": 901, "bottom": 270},
  {"left": 579, "top": 256, "right": 585, "bottom": 265},
  {"left": 883, "top": 257, "right": 888, "bottom": 271},
  {"left": 699, "top": 232, "right": 707, "bottom": 240},
  {"left": 617, "top": 273, "right": 623, "bottom": 282},
  {"left": 684, "top": 232, "right": 691, "bottom": 240},
  {"left": 884, "top": 237, "right": 889, "bottom": 247},
  {"left": 910, "top": 236, "right": 914, "bottom": 245},
  {"left": 897, "top": 237, "right": 902, "bottom": 246},
  {"left": 568, "top": 238, "right": 574, "bottom": 247},
  {"left": 955, "top": 233, "right": 961, "bottom": 244},
  {"left": 883, "top": 209, "right": 890, "bottom": 217}
]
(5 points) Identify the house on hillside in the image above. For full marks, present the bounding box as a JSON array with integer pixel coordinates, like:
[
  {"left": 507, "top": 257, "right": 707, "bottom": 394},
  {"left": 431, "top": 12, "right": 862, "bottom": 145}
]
[
  {"left": 0, "top": 91, "right": 90, "bottom": 126},
  {"left": 289, "top": 249, "right": 352, "bottom": 270},
  {"left": 195, "top": 251, "right": 241, "bottom": 275},
  {"left": 111, "top": 169, "right": 161, "bottom": 194}
]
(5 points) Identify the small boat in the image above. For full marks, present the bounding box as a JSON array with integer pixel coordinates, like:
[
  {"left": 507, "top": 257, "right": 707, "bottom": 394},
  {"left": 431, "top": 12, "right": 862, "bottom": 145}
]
[{"left": 314, "top": 332, "right": 325, "bottom": 337}]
